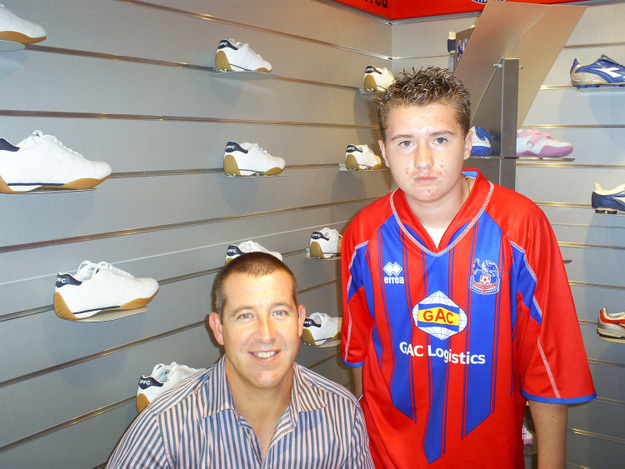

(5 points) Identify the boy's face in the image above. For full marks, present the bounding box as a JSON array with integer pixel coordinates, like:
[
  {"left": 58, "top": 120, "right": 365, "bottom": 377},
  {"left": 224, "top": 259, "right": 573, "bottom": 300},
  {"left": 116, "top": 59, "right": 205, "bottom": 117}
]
[{"left": 379, "top": 103, "right": 472, "bottom": 215}]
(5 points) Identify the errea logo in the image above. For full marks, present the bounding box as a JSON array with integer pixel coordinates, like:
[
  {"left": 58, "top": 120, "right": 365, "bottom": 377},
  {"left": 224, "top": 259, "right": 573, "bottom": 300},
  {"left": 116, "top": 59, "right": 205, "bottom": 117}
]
[{"left": 383, "top": 261, "right": 404, "bottom": 284}]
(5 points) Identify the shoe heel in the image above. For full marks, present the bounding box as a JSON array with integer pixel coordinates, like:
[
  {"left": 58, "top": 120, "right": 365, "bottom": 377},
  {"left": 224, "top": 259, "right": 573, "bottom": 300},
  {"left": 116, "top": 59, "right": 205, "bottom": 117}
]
[
  {"left": 301, "top": 329, "right": 317, "bottom": 346},
  {"left": 136, "top": 393, "right": 150, "bottom": 413},
  {"left": 345, "top": 154, "right": 361, "bottom": 170},
  {"left": 363, "top": 75, "right": 378, "bottom": 91},
  {"left": 215, "top": 51, "right": 232, "bottom": 71},
  {"left": 0, "top": 174, "right": 19, "bottom": 194},
  {"left": 309, "top": 241, "right": 325, "bottom": 259},
  {"left": 53, "top": 292, "right": 79, "bottom": 321},
  {"left": 223, "top": 154, "right": 242, "bottom": 176}
]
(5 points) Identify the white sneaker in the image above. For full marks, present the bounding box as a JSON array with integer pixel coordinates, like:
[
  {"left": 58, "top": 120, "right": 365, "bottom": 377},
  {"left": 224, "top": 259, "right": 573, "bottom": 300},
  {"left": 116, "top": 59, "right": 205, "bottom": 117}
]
[
  {"left": 516, "top": 128, "right": 573, "bottom": 158},
  {"left": 215, "top": 38, "right": 272, "bottom": 72},
  {"left": 53, "top": 261, "right": 159, "bottom": 320},
  {"left": 309, "top": 227, "right": 342, "bottom": 259},
  {"left": 136, "top": 362, "right": 203, "bottom": 413},
  {"left": 363, "top": 66, "right": 394, "bottom": 92},
  {"left": 225, "top": 240, "right": 283, "bottom": 265},
  {"left": 224, "top": 141, "right": 285, "bottom": 176},
  {"left": 345, "top": 144, "right": 382, "bottom": 170},
  {"left": 302, "top": 312, "right": 341, "bottom": 346},
  {"left": 0, "top": 4, "right": 46, "bottom": 44},
  {"left": 0, "top": 130, "right": 112, "bottom": 193}
]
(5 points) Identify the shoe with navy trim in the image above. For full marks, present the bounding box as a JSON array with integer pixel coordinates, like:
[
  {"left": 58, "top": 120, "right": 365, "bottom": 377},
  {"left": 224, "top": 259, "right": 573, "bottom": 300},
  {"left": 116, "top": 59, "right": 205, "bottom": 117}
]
[
  {"left": 225, "top": 240, "right": 283, "bottom": 265},
  {"left": 470, "top": 126, "right": 492, "bottom": 156},
  {"left": 0, "top": 130, "right": 112, "bottom": 193},
  {"left": 215, "top": 38, "right": 272, "bottom": 72},
  {"left": 302, "top": 312, "right": 341, "bottom": 346},
  {"left": 570, "top": 55, "right": 625, "bottom": 88},
  {"left": 592, "top": 183, "right": 625, "bottom": 214},
  {"left": 345, "top": 144, "right": 382, "bottom": 170},
  {"left": 309, "top": 227, "right": 342, "bottom": 259},
  {"left": 223, "top": 141, "right": 285, "bottom": 176},
  {"left": 0, "top": 4, "right": 46, "bottom": 44},
  {"left": 137, "top": 362, "right": 203, "bottom": 413},
  {"left": 597, "top": 307, "right": 625, "bottom": 339},
  {"left": 53, "top": 261, "right": 159, "bottom": 320},
  {"left": 363, "top": 66, "right": 394, "bottom": 92}
]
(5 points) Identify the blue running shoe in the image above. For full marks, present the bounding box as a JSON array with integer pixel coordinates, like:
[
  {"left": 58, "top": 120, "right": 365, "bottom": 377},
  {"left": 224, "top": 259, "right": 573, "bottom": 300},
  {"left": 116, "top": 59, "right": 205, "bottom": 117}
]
[
  {"left": 571, "top": 55, "right": 625, "bottom": 88},
  {"left": 470, "top": 126, "right": 492, "bottom": 156},
  {"left": 592, "top": 183, "right": 625, "bottom": 214}
]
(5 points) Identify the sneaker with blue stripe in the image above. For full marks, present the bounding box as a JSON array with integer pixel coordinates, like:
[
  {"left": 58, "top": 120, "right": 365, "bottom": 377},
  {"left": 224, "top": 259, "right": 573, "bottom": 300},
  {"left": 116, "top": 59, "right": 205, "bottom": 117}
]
[
  {"left": 571, "top": 55, "right": 625, "bottom": 88},
  {"left": 591, "top": 183, "right": 625, "bottom": 214}
]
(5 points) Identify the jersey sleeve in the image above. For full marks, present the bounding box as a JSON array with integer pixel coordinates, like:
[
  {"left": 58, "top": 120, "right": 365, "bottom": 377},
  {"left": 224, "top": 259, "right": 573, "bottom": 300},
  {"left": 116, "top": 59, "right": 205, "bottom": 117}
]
[
  {"left": 341, "top": 216, "right": 375, "bottom": 368},
  {"left": 508, "top": 196, "right": 596, "bottom": 404}
]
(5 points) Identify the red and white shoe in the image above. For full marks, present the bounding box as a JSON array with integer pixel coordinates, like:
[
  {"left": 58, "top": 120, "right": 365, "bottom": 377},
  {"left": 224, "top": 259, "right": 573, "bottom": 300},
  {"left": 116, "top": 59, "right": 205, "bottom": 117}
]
[{"left": 597, "top": 307, "right": 625, "bottom": 339}]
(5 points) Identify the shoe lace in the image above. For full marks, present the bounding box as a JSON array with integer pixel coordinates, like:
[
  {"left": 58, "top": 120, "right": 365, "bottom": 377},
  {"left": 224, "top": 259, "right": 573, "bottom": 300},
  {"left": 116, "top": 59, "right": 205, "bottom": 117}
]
[
  {"left": 97, "top": 261, "right": 134, "bottom": 277},
  {"left": 29, "top": 131, "right": 83, "bottom": 157}
]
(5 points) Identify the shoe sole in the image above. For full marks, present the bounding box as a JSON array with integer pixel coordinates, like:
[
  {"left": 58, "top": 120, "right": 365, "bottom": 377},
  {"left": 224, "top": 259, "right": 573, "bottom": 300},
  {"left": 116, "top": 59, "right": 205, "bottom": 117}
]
[
  {"left": 310, "top": 241, "right": 338, "bottom": 259},
  {"left": 0, "top": 31, "right": 46, "bottom": 44},
  {"left": 0, "top": 174, "right": 111, "bottom": 193},
  {"left": 53, "top": 290, "right": 159, "bottom": 321},
  {"left": 345, "top": 154, "right": 381, "bottom": 170},
  {"left": 301, "top": 328, "right": 341, "bottom": 346},
  {"left": 136, "top": 393, "right": 151, "bottom": 413},
  {"left": 223, "top": 154, "right": 283, "bottom": 176},
  {"left": 593, "top": 207, "right": 621, "bottom": 215},
  {"left": 215, "top": 51, "right": 270, "bottom": 73}
]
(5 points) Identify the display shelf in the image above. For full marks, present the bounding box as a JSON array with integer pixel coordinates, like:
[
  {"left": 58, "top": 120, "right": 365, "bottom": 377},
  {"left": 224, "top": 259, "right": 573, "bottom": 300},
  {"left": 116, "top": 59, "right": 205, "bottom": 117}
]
[
  {"left": 0, "top": 40, "right": 25, "bottom": 52},
  {"left": 475, "top": 155, "right": 575, "bottom": 162},
  {"left": 1, "top": 187, "right": 97, "bottom": 194},
  {"left": 598, "top": 335, "right": 625, "bottom": 344},
  {"left": 65, "top": 306, "right": 149, "bottom": 323},
  {"left": 305, "top": 251, "right": 340, "bottom": 261},
  {"left": 301, "top": 338, "right": 340, "bottom": 348},
  {"left": 214, "top": 70, "right": 277, "bottom": 80},
  {"left": 337, "top": 163, "right": 386, "bottom": 172},
  {"left": 574, "top": 85, "right": 625, "bottom": 92}
]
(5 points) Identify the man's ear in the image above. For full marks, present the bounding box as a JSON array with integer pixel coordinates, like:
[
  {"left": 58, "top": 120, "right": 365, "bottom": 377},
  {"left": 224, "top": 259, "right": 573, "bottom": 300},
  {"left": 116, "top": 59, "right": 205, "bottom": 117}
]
[
  {"left": 297, "top": 305, "right": 306, "bottom": 337},
  {"left": 208, "top": 312, "right": 225, "bottom": 346}
]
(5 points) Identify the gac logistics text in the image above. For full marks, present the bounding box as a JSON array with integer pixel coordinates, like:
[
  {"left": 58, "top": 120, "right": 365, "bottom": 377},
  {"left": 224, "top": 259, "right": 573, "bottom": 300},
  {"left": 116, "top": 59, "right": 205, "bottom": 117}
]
[{"left": 399, "top": 342, "right": 487, "bottom": 365}]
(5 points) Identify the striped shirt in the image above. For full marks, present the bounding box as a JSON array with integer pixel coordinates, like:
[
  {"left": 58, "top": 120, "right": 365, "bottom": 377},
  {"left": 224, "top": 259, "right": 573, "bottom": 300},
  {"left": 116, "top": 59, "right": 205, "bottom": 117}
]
[{"left": 107, "top": 357, "right": 373, "bottom": 468}]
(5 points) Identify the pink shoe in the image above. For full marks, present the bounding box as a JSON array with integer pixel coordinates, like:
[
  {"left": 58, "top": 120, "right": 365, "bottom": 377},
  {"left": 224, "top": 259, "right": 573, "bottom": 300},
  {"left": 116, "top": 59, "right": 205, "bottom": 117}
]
[{"left": 516, "top": 129, "right": 573, "bottom": 158}]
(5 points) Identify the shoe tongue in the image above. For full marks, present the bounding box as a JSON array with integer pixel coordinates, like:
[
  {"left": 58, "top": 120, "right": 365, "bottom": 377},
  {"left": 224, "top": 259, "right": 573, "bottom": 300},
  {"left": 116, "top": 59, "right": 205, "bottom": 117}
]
[
  {"left": 17, "top": 130, "right": 44, "bottom": 148},
  {"left": 76, "top": 261, "right": 98, "bottom": 280}
]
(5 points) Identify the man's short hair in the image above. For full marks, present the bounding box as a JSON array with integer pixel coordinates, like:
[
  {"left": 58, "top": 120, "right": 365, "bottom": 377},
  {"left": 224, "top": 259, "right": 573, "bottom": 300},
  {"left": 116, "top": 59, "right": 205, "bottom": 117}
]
[
  {"left": 377, "top": 66, "right": 472, "bottom": 141},
  {"left": 212, "top": 252, "right": 298, "bottom": 317}
]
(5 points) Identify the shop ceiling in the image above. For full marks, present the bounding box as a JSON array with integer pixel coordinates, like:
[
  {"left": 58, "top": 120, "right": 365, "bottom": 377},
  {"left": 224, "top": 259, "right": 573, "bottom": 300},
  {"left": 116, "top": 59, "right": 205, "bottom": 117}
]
[{"left": 330, "top": 0, "right": 585, "bottom": 20}]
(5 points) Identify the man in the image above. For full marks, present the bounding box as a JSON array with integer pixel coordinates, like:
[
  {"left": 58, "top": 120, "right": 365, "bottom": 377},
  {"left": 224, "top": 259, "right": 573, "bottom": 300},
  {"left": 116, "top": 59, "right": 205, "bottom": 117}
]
[
  {"left": 108, "top": 252, "right": 373, "bottom": 468},
  {"left": 340, "top": 67, "right": 595, "bottom": 468}
]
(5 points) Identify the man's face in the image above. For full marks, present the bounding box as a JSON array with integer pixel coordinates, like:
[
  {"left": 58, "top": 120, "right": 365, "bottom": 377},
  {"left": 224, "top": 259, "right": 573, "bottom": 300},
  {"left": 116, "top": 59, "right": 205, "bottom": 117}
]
[
  {"left": 209, "top": 270, "right": 305, "bottom": 395},
  {"left": 379, "top": 103, "right": 472, "bottom": 212}
]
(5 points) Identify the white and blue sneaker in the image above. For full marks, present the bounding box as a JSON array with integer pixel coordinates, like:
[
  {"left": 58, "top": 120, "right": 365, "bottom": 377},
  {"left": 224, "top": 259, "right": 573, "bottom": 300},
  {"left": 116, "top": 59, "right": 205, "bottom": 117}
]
[
  {"left": 309, "top": 227, "right": 342, "bottom": 259},
  {"left": 363, "top": 66, "right": 394, "bottom": 92},
  {"left": 570, "top": 55, "right": 625, "bottom": 88},
  {"left": 53, "top": 261, "right": 159, "bottom": 321},
  {"left": 302, "top": 312, "right": 341, "bottom": 347},
  {"left": 592, "top": 183, "right": 625, "bottom": 214},
  {"left": 0, "top": 4, "right": 46, "bottom": 44},
  {"left": 345, "top": 144, "right": 382, "bottom": 170},
  {"left": 224, "top": 141, "right": 285, "bottom": 176},
  {"left": 225, "top": 240, "right": 283, "bottom": 265},
  {"left": 137, "top": 362, "right": 203, "bottom": 413},
  {"left": 0, "top": 130, "right": 112, "bottom": 193},
  {"left": 215, "top": 38, "right": 272, "bottom": 72},
  {"left": 470, "top": 126, "right": 492, "bottom": 156}
]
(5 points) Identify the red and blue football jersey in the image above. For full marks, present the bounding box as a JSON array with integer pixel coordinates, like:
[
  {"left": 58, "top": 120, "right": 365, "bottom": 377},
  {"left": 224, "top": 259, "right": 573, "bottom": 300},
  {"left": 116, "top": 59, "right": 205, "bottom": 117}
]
[{"left": 341, "top": 169, "right": 595, "bottom": 468}]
